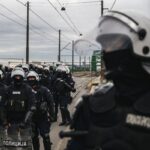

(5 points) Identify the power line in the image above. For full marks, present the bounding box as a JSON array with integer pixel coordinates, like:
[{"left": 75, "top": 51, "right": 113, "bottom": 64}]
[
  {"left": 29, "top": 27, "right": 57, "bottom": 43},
  {"left": 63, "top": 1, "right": 100, "bottom": 5},
  {"left": 15, "top": 0, "right": 58, "bottom": 32},
  {"left": 30, "top": 8, "right": 58, "bottom": 32},
  {"left": 0, "top": 11, "right": 57, "bottom": 44},
  {"left": 56, "top": 0, "right": 82, "bottom": 35},
  {"left": 16, "top": 0, "right": 73, "bottom": 42},
  {"left": 29, "top": 8, "right": 73, "bottom": 42},
  {"left": 0, "top": 3, "right": 26, "bottom": 22},
  {"left": 0, "top": 12, "right": 26, "bottom": 28},
  {"left": 64, "top": 12, "right": 81, "bottom": 35},
  {"left": 15, "top": 1, "right": 62, "bottom": 41},
  {"left": 30, "top": 8, "right": 74, "bottom": 42},
  {"left": 16, "top": 0, "right": 26, "bottom": 6},
  {"left": 56, "top": 0, "right": 62, "bottom": 6},
  {"left": 110, "top": 0, "right": 117, "bottom": 10},
  {"left": 0, "top": 3, "right": 59, "bottom": 43},
  {"left": 30, "top": 8, "right": 72, "bottom": 42},
  {"left": 0, "top": 2, "right": 58, "bottom": 43},
  {"left": 46, "top": 0, "right": 79, "bottom": 35}
]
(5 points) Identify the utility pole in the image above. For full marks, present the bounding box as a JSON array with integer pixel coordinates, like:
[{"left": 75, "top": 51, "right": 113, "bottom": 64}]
[
  {"left": 79, "top": 56, "right": 81, "bottom": 68},
  {"left": 72, "top": 40, "right": 74, "bottom": 72},
  {"left": 26, "top": 1, "right": 29, "bottom": 64},
  {"left": 101, "top": 0, "right": 104, "bottom": 16},
  {"left": 58, "top": 29, "right": 61, "bottom": 62},
  {"left": 100, "top": 0, "right": 105, "bottom": 82}
]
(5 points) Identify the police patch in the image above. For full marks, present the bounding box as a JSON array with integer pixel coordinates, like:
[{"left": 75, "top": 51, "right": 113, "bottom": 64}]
[
  {"left": 126, "top": 113, "right": 150, "bottom": 129},
  {"left": 12, "top": 91, "right": 21, "bottom": 95}
]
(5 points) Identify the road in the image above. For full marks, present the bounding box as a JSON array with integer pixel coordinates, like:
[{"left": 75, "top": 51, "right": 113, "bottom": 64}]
[{"left": 39, "top": 76, "right": 92, "bottom": 150}]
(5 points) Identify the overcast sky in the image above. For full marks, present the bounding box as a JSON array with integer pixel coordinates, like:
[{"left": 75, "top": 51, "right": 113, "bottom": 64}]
[{"left": 0, "top": 0, "right": 149, "bottom": 64}]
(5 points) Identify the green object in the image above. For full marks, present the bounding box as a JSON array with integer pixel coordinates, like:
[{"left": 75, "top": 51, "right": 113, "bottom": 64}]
[
  {"left": 91, "top": 55, "right": 96, "bottom": 71},
  {"left": 91, "top": 50, "right": 101, "bottom": 72}
]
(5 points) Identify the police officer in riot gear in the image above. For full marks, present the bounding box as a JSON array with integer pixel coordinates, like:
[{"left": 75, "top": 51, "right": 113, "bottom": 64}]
[
  {"left": 27, "top": 71, "right": 55, "bottom": 150},
  {"left": 53, "top": 65, "right": 75, "bottom": 126},
  {"left": 3, "top": 67, "right": 36, "bottom": 127},
  {"left": 64, "top": 10, "right": 150, "bottom": 150},
  {"left": 0, "top": 70, "right": 7, "bottom": 126},
  {"left": 40, "top": 67, "right": 52, "bottom": 91}
]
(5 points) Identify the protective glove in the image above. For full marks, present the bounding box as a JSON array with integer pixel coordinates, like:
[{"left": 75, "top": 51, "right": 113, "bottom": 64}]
[
  {"left": 72, "top": 88, "right": 76, "bottom": 93},
  {"left": 19, "top": 122, "right": 27, "bottom": 129},
  {"left": 2, "top": 121, "right": 10, "bottom": 129}
]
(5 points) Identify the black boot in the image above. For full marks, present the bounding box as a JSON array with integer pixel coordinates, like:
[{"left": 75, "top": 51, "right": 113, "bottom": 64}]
[
  {"left": 43, "top": 134, "right": 52, "bottom": 150},
  {"left": 60, "top": 108, "right": 67, "bottom": 126},
  {"left": 64, "top": 108, "right": 71, "bottom": 126},
  {"left": 54, "top": 105, "right": 58, "bottom": 121},
  {"left": 59, "top": 122, "right": 66, "bottom": 126},
  {"left": 32, "top": 137, "right": 40, "bottom": 150}
]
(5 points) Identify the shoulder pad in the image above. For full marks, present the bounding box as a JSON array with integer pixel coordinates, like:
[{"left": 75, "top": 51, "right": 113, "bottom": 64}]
[
  {"left": 22, "top": 83, "right": 30, "bottom": 89},
  {"left": 32, "top": 89, "right": 37, "bottom": 94},
  {"left": 134, "top": 91, "right": 150, "bottom": 115},
  {"left": 0, "top": 83, "right": 8, "bottom": 90},
  {"left": 75, "top": 94, "right": 89, "bottom": 108},
  {"left": 75, "top": 97, "right": 83, "bottom": 108},
  {"left": 41, "top": 86, "right": 50, "bottom": 92},
  {"left": 93, "top": 82, "right": 114, "bottom": 95},
  {"left": 89, "top": 83, "right": 116, "bottom": 113}
]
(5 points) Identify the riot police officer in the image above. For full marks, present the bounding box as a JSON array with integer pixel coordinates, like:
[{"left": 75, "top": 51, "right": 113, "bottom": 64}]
[
  {"left": 27, "top": 71, "right": 55, "bottom": 150},
  {"left": 53, "top": 65, "right": 75, "bottom": 126},
  {"left": 0, "top": 70, "right": 7, "bottom": 126},
  {"left": 64, "top": 10, "right": 150, "bottom": 150},
  {"left": 3, "top": 67, "right": 36, "bottom": 127},
  {"left": 40, "top": 67, "right": 52, "bottom": 91}
]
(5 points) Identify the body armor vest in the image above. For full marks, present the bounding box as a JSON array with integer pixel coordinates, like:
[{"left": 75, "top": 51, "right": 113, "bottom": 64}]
[
  {"left": 6, "top": 85, "right": 28, "bottom": 112},
  {"left": 74, "top": 83, "right": 150, "bottom": 150}
]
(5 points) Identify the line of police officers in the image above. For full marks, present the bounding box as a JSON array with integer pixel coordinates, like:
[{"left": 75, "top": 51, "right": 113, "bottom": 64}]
[
  {"left": 61, "top": 9, "right": 150, "bottom": 150},
  {"left": 1, "top": 8, "right": 149, "bottom": 150},
  {"left": 0, "top": 63, "right": 75, "bottom": 150}
]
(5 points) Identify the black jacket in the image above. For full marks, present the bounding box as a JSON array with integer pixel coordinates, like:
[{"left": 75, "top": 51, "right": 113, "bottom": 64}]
[
  {"left": 32, "top": 85, "right": 55, "bottom": 122},
  {"left": 66, "top": 82, "right": 150, "bottom": 150},
  {"left": 4, "top": 83, "right": 36, "bottom": 123}
]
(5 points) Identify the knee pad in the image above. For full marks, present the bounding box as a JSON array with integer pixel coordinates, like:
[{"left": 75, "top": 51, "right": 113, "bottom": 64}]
[{"left": 60, "top": 106, "right": 66, "bottom": 110}]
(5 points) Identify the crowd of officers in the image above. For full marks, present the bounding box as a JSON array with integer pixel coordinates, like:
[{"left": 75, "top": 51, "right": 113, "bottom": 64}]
[{"left": 0, "top": 62, "right": 76, "bottom": 150}]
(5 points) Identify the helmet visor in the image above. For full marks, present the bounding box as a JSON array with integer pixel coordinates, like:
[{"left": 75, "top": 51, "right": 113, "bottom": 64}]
[{"left": 96, "top": 34, "right": 132, "bottom": 52}]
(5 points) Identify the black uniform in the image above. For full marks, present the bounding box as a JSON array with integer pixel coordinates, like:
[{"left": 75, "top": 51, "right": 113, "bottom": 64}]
[
  {"left": 53, "top": 72, "right": 75, "bottom": 125},
  {"left": 0, "top": 82, "right": 7, "bottom": 125},
  {"left": 66, "top": 76, "right": 150, "bottom": 150},
  {"left": 40, "top": 74, "right": 52, "bottom": 91},
  {"left": 31, "top": 85, "right": 55, "bottom": 150},
  {"left": 4, "top": 83, "right": 36, "bottom": 124},
  {"left": 65, "top": 30, "right": 150, "bottom": 149}
]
